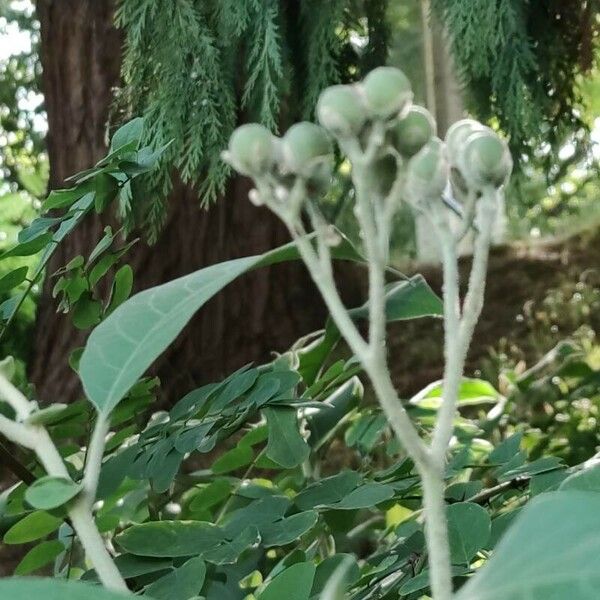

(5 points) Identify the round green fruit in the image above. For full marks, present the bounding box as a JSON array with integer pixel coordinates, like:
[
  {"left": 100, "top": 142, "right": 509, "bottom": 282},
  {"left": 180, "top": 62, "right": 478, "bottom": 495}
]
[
  {"left": 460, "top": 130, "right": 512, "bottom": 188},
  {"left": 362, "top": 67, "right": 412, "bottom": 120},
  {"left": 317, "top": 84, "right": 367, "bottom": 137},
  {"left": 406, "top": 138, "right": 448, "bottom": 200},
  {"left": 281, "top": 122, "right": 333, "bottom": 176},
  {"left": 227, "top": 124, "right": 275, "bottom": 176},
  {"left": 445, "top": 119, "right": 484, "bottom": 165},
  {"left": 392, "top": 105, "right": 436, "bottom": 157}
]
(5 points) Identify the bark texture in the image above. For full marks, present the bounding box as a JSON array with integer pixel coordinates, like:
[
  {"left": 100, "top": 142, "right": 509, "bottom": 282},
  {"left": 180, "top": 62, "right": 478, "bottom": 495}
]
[{"left": 32, "top": 1, "right": 360, "bottom": 405}]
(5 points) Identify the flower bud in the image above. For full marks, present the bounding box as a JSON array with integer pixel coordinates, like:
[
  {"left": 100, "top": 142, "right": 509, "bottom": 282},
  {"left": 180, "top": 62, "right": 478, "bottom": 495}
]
[
  {"left": 227, "top": 124, "right": 275, "bottom": 176},
  {"left": 392, "top": 105, "right": 436, "bottom": 157},
  {"left": 444, "top": 119, "right": 484, "bottom": 166},
  {"left": 281, "top": 122, "right": 333, "bottom": 178},
  {"left": 406, "top": 138, "right": 448, "bottom": 200},
  {"left": 362, "top": 67, "right": 412, "bottom": 120},
  {"left": 317, "top": 84, "right": 367, "bottom": 137},
  {"left": 459, "top": 130, "right": 512, "bottom": 189}
]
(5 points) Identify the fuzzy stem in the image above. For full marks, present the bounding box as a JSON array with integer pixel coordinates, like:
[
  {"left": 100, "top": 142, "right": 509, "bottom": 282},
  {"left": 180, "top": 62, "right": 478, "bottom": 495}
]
[
  {"left": 432, "top": 190, "right": 497, "bottom": 459},
  {"left": 82, "top": 414, "right": 110, "bottom": 506},
  {"left": 0, "top": 376, "right": 127, "bottom": 592},
  {"left": 421, "top": 466, "right": 453, "bottom": 600}
]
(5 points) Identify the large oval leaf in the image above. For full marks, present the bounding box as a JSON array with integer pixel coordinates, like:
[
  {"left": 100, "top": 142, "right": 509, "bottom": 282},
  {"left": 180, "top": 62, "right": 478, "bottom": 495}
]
[
  {"left": 25, "top": 476, "right": 82, "bottom": 510},
  {"left": 0, "top": 579, "right": 137, "bottom": 600},
  {"left": 79, "top": 236, "right": 361, "bottom": 416},
  {"left": 456, "top": 491, "right": 600, "bottom": 599},
  {"left": 447, "top": 502, "right": 491, "bottom": 565},
  {"left": 116, "top": 520, "right": 225, "bottom": 557},
  {"left": 259, "top": 562, "right": 316, "bottom": 600},
  {"left": 4, "top": 511, "right": 62, "bottom": 544}
]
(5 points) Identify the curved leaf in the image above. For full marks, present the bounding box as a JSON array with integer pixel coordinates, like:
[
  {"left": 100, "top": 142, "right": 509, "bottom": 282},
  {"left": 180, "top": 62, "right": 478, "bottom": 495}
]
[
  {"left": 456, "top": 491, "right": 600, "bottom": 600},
  {"left": 25, "top": 476, "right": 82, "bottom": 510},
  {"left": 0, "top": 578, "right": 136, "bottom": 600},
  {"left": 79, "top": 236, "right": 360, "bottom": 415}
]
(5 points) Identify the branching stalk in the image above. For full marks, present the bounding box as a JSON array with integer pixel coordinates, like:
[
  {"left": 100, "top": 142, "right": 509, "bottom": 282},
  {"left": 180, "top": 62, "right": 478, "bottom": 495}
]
[{"left": 0, "top": 376, "right": 127, "bottom": 592}]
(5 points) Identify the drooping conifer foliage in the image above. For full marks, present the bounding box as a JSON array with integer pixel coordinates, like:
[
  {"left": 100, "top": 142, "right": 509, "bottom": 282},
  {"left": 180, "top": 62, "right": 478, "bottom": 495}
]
[
  {"left": 114, "top": 0, "right": 391, "bottom": 238},
  {"left": 432, "top": 0, "right": 599, "bottom": 163}
]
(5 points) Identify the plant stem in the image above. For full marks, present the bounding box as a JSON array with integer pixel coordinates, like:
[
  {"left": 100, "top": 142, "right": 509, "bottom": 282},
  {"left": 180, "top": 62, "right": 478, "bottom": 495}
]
[
  {"left": 0, "top": 376, "right": 127, "bottom": 592},
  {"left": 82, "top": 414, "right": 110, "bottom": 506},
  {"left": 421, "top": 467, "right": 453, "bottom": 600},
  {"left": 432, "top": 191, "right": 497, "bottom": 459}
]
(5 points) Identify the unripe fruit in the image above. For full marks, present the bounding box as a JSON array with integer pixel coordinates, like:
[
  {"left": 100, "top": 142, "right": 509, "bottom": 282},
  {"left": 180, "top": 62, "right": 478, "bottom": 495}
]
[
  {"left": 392, "top": 106, "right": 436, "bottom": 157},
  {"left": 445, "top": 119, "right": 484, "bottom": 166},
  {"left": 317, "top": 84, "right": 367, "bottom": 137},
  {"left": 406, "top": 138, "right": 448, "bottom": 200},
  {"left": 362, "top": 67, "right": 412, "bottom": 120},
  {"left": 227, "top": 124, "right": 275, "bottom": 176},
  {"left": 281, "top": 122, "right": 333, "bottom": 177},
  {"left": 459, "top": 130, "right": 512, "bottom": 189}
]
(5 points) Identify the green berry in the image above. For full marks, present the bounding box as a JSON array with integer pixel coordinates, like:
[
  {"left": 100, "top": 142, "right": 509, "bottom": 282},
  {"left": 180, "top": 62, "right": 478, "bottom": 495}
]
[
  {"left": 281, "top": 122, "right": 333, "bottom": 176},
  {"left": 392, "top": 106, "right": 436, "bottom": 157},
  {"left": 460, "top": 130, "right": 512, "bottom": 189},
  {"left": 406, "top": 138, "right": 448, "bottom": 200},
  {"left": 444, "top": 119, "right": 484, "bottom": 165},
  {"left": 317, "top": 84, "right": 367, "bottom": 137},
  {"left": 227, "top": 124, "right": 275, "bottom": 176},
  {"left": 362, "top": 67, "right": 412, "bottom": 120}
]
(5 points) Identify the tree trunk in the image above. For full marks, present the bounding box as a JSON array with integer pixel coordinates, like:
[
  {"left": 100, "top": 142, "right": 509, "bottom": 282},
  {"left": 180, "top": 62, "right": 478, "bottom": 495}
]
[{"left": 32, "top": 1, "right": 360, "bottom": 405}]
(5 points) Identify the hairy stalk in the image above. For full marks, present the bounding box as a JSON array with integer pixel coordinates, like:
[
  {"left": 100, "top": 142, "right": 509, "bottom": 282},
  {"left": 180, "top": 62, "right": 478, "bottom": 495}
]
[
  {"left": 227, "top": 80, "right": 509, "bottom": 599},
  {"left": 432, "top": 190, "right": 497, "bottom": 459},
  {"left": 421, "top": 466, "right": 453, "bottom": 599},
  {"left": 0, "top": 376, "right": 127, "bottom": 592},
  {"left": 82, "top": 414, "right": 110, "bottom": 505}
]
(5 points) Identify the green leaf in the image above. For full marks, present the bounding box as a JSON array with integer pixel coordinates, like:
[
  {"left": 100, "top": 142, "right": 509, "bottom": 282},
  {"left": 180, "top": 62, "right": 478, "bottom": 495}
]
[
  {"left": 106, "top": 265, "right": 134, "bottom": 314},
  {"left": 212, "top": 445, "right": 253, "bottom": 474},
  {"left": 261, "top": 511, "right": 318, "bottom": 547},
  {"left": 14, "top": 540, "right": 65, "bottom": 575},
  {"left": 72, "top": 295, "right": 103, "bottom": 330},
  {"left": 447, "top": 502, "right": 491, "bottom": 565},
  {"left": 88, "top": 226, "right": 114, "bottom": 264},
  {"left": 25, "top": 476, "right": 82, "bottom": 510},
  {"left": 312, "top": 555, "right": 359, "bottom": 597},
  {"left": 0, "top": 232, "right": 52, "bottom": 260},
  {"left": 0, "top": 579, "right": 136, "bottom": 600},
  {"left": 559, "top": 464, "right": 600, "bottom": 492},
  {"left": 259, "top": 562, "right": 316, "bottom": 600},
  {"left": 411, "top": 378, "right": 500, "bottom": 408},
  {"left": 295, "top": 471, "right": 362, "bottom": 510},
  {"left": 42, "top": 186, "right": 87, "bottom": 212},
  {"left": 202, "top": 525, "right": 260, "bottom": 564},
  {"left": 114, "top": 554, "right": 172, "bottom": 579},
  {"left": 117, "top": 520, "right": 225, "bottom": 557},
  {"left": 298, "top": 275, "right": 442, "bottom": 386},
  {"left": 4, "top": 511, "right": 62, "bottom": 544},
  {"left": 456, "top": 492, "right": 600, "bottom": 599},
  {"left": 145, "top": 556, "right": 206, "bottom": 600},
  {"left": 0, "top": 266, "right": 28, "bottom": 293},
  {"left": 330, "top": 482, "right": 395, "bottom": 510},
  {"left": 25, "top": 403, "right": 69, "bottom": 426},
  {"left": 488, "top": 433, "right": 522, "bottom": 464},
  {"left": 111, "top": 117, "right": 145, "bottom": 152},
  {"left": 18, "top": 216, "right": 62, "bottom": 244},
  {"left": 348, "top": 275, "right": 443, "bottom": 321},
  {"left": 399, "top": 566, "right": 469, "bottom": 596},
  {"left": 79, "top": 239, "right": 331, "bottom": 415},
  {"left": 264, "top": 407, "right": 310, "bottom": 469}
]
